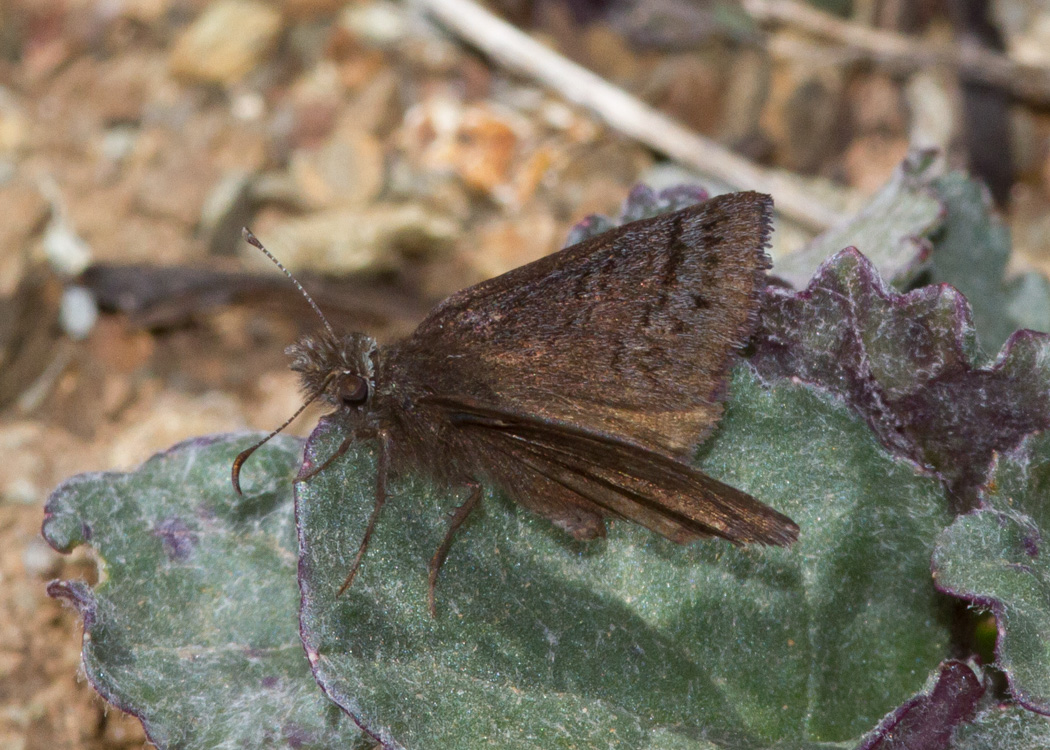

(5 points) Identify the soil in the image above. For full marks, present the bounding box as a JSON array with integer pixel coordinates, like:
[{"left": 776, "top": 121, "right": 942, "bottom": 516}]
[{"left": 2, "top": 1, "right": 1049, "bottom": 747}]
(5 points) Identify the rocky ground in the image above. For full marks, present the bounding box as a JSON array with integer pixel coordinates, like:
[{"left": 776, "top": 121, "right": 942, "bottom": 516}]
[{"left": 3, "top": 1, "right": 1050, "bottom": 747}]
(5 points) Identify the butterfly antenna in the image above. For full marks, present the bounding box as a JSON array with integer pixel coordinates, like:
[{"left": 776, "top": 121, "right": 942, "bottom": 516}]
[
  {"left": 230, "top": 382, "right": 325, "bottom": 493},
  {"left": 242, "top": 227, "right": 336, "bottom": 339}
]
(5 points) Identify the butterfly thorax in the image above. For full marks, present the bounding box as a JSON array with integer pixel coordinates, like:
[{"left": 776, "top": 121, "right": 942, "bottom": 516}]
[{"left": 286, "top": 331, "right": 379, "bottom": 410}]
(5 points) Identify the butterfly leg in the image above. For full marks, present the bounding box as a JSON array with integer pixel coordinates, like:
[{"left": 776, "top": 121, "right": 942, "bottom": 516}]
[
  {"left": 296, "top": 426, "right": 377, "bottom": 485},
  {"left": 428, "top": 482, "right": 482, "bottom": 617},
  {"left": 336, "top": 429, "right": 391, "bottom": 597}
]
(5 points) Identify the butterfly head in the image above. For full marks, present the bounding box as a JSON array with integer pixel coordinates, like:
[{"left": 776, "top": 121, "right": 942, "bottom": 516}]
[{"left": 286, "top": 331, "right": 378, "bottom": 409}]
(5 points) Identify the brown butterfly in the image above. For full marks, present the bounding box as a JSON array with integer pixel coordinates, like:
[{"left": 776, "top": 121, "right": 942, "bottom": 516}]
[{"left": 233, "top": 191, "right": 799, "bottom": 615}]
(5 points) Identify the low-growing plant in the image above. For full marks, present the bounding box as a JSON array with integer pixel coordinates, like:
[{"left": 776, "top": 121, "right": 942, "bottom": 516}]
[{"left": 43, "top": 152, "right": 1050, "bottom": 748}]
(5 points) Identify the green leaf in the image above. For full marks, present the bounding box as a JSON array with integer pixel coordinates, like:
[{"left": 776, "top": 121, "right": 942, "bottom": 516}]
[
  {"left": 42, "top": 434, "right": 369, "bottom": 750},
  {"left": 932, "top": 432, "right": 1050, "bottom": 714},
  {"left": 951, "top": 706, "right": 1050, "bottom": 749},
  {"left": 851, "top": 660, "right": 983, "bottom": 749},
  {"left": 926, "top": 173, "right": 1050, "bottom": 355},
  {"left": 753, "top": 251, "right": 1050, "bottom": 506},
  {"left": 773, "top": 151, "right": 942, "bottom": 289},
  {"left": 297, "top": 368, "right": 951, "bottom": 748}
]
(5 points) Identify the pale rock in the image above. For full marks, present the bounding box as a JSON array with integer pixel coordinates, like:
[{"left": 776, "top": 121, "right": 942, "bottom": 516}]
[
  {"left": 200, "top": 170, "right": 256, "bottom": 255},
  {"left": 400, "top": 95, "right": 532, "bottom": 202},
  {"left": 340, "top": 0, "right": 408, "bottom": 46},
  {"left": 169, "top": 0, "right": 283, "bottom": 85},
  {"left": 289, "top": 122, "right": 385, "bottom": 208},
  {"left": 905, "top": 71, "right": 956, "bottom": 162},
  {"left": 58, "top": 286, "right": 98, "bottom": 341},
  {"left": 251, "top": 203, "right": 459, "bottom": 275},
  {"left": 21, "top": 537, "right": 62, "bottom": 579},
  {"left": 107, "top": 391, "right": 247, "bottom": 470},
  {"left": 43, "top": 222, "right": 92, "bottom": 277},
  {"left": 995, "top": 1, "right": 1050, "bottom": 66}
]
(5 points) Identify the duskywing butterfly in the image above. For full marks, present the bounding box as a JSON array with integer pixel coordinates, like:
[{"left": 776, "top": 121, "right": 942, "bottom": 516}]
[{"left": 233, "top": 191, "right": 799, "bottom": 615}]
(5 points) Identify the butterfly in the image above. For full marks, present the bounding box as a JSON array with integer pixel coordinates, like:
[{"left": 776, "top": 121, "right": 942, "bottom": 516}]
[{"left": 233, "top": 191, "right": 799, "bottom": 615}]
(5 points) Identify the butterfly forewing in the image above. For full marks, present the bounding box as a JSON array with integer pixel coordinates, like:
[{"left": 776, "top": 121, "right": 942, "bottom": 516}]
[{"left": 395, "top": 192, "right": 773, "bottom": 459}]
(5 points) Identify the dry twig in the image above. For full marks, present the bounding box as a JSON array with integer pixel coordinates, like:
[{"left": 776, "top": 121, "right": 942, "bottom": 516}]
[
  {"left": 416, "top": 0, "right": 848, "bottom": 233},
  {"left": 744, "top": 0, "right": 1050, "bottom": 106}
]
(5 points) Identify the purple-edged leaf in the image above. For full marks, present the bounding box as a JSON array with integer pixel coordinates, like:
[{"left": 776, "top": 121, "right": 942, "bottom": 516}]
[
  {"left": 567, "top": 156, "right": 943, "bottom": 296},
  {"left": 297, "top": 368, "right": 951, "bottom": 748},
  {"left": 750, "top": 249, "right": 1050, "bottom": 504},
  {"left": 933, "top": 508, "right": 1049, "bottom": 711},
  {"left": 42, "top": 434, "right": 368, "bottom": 749},
  {"left": 563, "top": 184, "right": 709, "bottom": 246},
  {"left": 952, "top": 705, "right": 1050, "bottom": 748},
  {"left": 853, "top": 660, "right": 983, "bottom": 750},
  {"left": 774, "top": 150, "right": 942, "bottom": 289},
  {"left": 932, "top": 432, "right": 1050, "bottom": 716},
  {"left": 926, "top": 173, "right": 1050, "bottom": 355}
]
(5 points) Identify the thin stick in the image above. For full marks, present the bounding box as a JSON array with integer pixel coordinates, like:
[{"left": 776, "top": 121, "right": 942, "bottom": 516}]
[
  {"left": 416, "top": 0, "right": 848, "bottom": 233},
  {"left": 744, "top": 0, "right": 1050, "bottom": 107}
]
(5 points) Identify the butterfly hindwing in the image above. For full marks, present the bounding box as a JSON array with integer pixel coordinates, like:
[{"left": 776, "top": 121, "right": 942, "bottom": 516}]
[{"left": 429, "top": 395, "right": 799, "bottom": 546}]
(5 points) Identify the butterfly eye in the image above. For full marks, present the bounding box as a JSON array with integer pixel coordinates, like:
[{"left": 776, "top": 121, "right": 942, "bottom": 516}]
[{"left": 340, "top": 375, "right": 369, "bottom": 407}]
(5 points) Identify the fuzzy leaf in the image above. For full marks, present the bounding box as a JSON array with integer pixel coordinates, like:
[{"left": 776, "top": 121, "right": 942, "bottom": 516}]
[
  {"left": 852, "top": 660, "right": 983, "bottom": 749},
  {"left": 751, "top": 250, "right": 1050, "bottom": 505},
  {"left": 932, "top": 432, "right": 1050, "bottom": 715},
  {"left": 951, "top": 706, "right": 1050, "bottom": 748},
  {"left": 42, "top": 434, "right": 368, "bottom": 750},
  {"left": 926, "top": 173, "right": 1050, "bottom": 354},
  {"left": 563, "top": 184, "right": 710, "bottom": 247},
  {"left": 297, "top": 368, "right": 951, "bottom": 749},
  {"left": 774, "top": 150, "right": 942, "bottom": 289}
]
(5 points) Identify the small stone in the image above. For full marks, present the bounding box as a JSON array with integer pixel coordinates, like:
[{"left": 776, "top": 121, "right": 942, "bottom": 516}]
[
  {"left": 252, "top": 203, "right": 459, "bottom": 275},
  {"left": 343, "top": 68, "right": 401, "bottom": 135},
  {"left": 1009, "top": 106, "right": 1050, "bottom": 181},
  {"left": 231, "top": 91, "right": 266, "bottom": 121},
  {"left": 0, "top": 99, "right": 27, "bottom": 155},
  {"left": 644, "top": 53, "right": 724, "bottom": 135},
  {"left": 43, "top": 222, "right": 92, "bottom": 277},
  {"left": 339, "top": 0, "right": 408, "bottom": 47},
  {"left": 118, "top": 0, "right": 173, "bottom": 25},
  {"left": 200, "top": 170, "right": 256, "bottom": 255},
  {"left": 4, "top": 478, "right": 39, "bottom": 506},
  {"left": 282, "top": 0, "right": 343, "bottom": 19},
  {"left": 905, "top": 71, "right": 956, "bottom": 159},
  {"left": 841, "top": 134, "right": 911, "bottom": 196},
  {"left": 128, "top": 129, "right": 222, "bottom": 227},
  {"left": 0, "top": 180, "right": 49, "bottom": 295},
  {"left": 467, "top": 211, "right": 561, "bottom": 281},
  {"left": 581, "top": 23, "right": 642, "bottom": 84},
  {"left": 21, "top": 537, "right": 62, "bottom": 579},
  {"left": 849, "top": 73, "right": 906, "bottom": 134},
  {"left": 169, "top": 0, "right": 283, "bottom": 85},
  {"left": 0, "top": 649, "right": 21, "bottom": 679},
  {"left": 108, "top": 391, "right": 247, "bottom": 470},
  {"left": 58, "top": 286, "right": 99, "bottom": 341},
  {"left": 100, "top": 125, "right": 138, "bottom": 163},
  {"left": 289, "top": 123, "right": 385, "bottom": 208},
  {"left": 91, "top": 53, "right": 159, "bottom": 125},
  {"left": 719, "top": 46, "right": 769, "bottom": 144},
  {"left": 761, "top": 41, "right": 846, "bottom": 173},
  {"left": 1007, "top": 10, "right": 1050, "bottom": 66},
  {"left": 400, "top": 96, "right": 531, "bottom": 202},
  {"left": 538, "top": 99, "right": 575, "bottom": 131}
]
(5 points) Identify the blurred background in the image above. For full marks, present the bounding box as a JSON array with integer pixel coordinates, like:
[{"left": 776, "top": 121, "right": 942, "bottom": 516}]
[{"left": 2, "top": 0, "right": 1050, "bottom": 746}]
